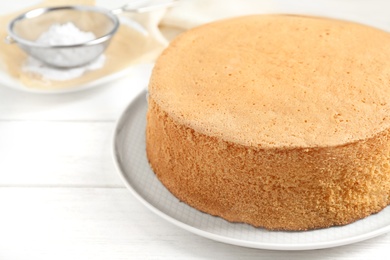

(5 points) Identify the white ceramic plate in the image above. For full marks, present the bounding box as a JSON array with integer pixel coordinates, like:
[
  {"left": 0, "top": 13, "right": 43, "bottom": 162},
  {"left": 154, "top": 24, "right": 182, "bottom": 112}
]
[
  {"left": 0, "top": 17, "right": 148, "bottom": 94},
  {"left": 113, "top": 90, "right": 390, "bottom": 251}
]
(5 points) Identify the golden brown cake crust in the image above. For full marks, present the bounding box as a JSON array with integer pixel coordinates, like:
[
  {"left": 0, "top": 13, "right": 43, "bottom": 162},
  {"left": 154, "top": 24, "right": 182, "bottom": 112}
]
[
  {"left": 146, "top": 15, "right": 390, "bottom": 230},
  {"left": 149, "top": 15, "right": 390, "bottom": 148},
  {"left": 147, "top": 99, "right": 390, "bottom": 231}
]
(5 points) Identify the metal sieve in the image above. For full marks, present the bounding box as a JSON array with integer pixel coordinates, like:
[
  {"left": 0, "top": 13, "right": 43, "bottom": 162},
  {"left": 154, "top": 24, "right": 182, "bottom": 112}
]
[{"left": 6, "top": 1, "right": 177, "bottom": 68}]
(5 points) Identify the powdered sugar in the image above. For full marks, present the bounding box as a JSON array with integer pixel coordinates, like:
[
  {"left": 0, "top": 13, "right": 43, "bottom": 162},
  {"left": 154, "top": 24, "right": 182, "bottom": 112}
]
[
  {"left": 23, "top": 22, "right": 106, "bottom": 80},
  {"left": 23, "top": 54, "right": 106, "bottom": 81},
  {"left": 36, "top": 22, "right": 96, "bottom": 45}
]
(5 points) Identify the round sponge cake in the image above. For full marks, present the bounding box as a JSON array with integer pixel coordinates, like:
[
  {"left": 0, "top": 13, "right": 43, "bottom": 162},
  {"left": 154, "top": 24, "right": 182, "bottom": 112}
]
[{"left": 146, "top": 15, "right": 390, "bottom": 230}]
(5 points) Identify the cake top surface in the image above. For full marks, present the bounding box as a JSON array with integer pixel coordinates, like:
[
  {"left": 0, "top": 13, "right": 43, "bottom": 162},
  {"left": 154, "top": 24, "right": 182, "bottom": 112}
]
[{"left": 149, "top": 15, "right": 390, "bottom": 148}]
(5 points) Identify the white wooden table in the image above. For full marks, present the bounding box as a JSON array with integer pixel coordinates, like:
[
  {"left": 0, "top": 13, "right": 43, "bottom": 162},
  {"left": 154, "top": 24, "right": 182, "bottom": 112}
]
[{"left": 0, "top": 62, "right": 389, "bottom": 260}]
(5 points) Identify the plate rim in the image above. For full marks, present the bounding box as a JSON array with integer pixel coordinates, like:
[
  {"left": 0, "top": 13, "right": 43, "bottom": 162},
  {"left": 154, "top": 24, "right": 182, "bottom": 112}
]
[
  {"left": 112, "top": 89, "right": 390, "bottom": 251},
  {"left": 0, "top": 66, "right": 136, "bottom": 95}
]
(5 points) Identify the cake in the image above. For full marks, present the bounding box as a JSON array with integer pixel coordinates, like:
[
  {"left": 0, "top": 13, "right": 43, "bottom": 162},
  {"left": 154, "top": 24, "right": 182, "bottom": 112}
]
[{"left": 146, "top": 15, "right": 390, "bottom": 231}]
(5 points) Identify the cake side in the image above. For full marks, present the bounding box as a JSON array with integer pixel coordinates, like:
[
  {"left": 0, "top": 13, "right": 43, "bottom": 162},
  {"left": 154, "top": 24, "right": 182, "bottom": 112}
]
[
  {"left": 146, "top": 98, "right": 390, "bottom": 231},
  {"left": 149, "top": 15, "right": 390, "bottom": 149}
]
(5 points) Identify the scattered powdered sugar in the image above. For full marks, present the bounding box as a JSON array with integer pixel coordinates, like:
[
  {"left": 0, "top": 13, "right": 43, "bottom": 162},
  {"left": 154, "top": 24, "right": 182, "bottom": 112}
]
[
  {"left": 22, "top": 22, "right": 106, "bottom": 81},
  {"left": 23, "top": 54, "right": 106, "bottom": 81}
]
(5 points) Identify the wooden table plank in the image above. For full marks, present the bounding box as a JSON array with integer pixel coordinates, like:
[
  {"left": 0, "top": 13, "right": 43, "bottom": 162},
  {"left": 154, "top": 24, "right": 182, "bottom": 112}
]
[
  {"left": 0, "top": 121, "right": 123, "bottom": 187},
  {"left": 0, "top": 187, "right": 389, "bottom": 260}
]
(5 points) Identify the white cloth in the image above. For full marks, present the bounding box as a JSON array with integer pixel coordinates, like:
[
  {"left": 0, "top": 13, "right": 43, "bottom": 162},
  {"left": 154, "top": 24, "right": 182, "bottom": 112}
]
[{"left": 161, "top": 0, "right": 278, "bottom": 29}]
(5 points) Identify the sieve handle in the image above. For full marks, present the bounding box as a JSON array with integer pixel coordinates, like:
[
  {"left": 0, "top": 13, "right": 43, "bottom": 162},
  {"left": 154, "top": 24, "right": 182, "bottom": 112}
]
[
  {"left": 4, "top": 35, "right": 16, "bottom": 44},
  {"left": 111, "top": 0, "right": 179, "bottom": 15}
]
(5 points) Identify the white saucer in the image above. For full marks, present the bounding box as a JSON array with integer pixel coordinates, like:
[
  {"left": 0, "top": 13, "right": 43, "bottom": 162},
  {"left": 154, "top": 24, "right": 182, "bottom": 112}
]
[
  {"left": 112, "top": 90, "right": 390, "bottom": 250},
  {"left": 0, "top": 14, "right": 148, "bottom": 94}
]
